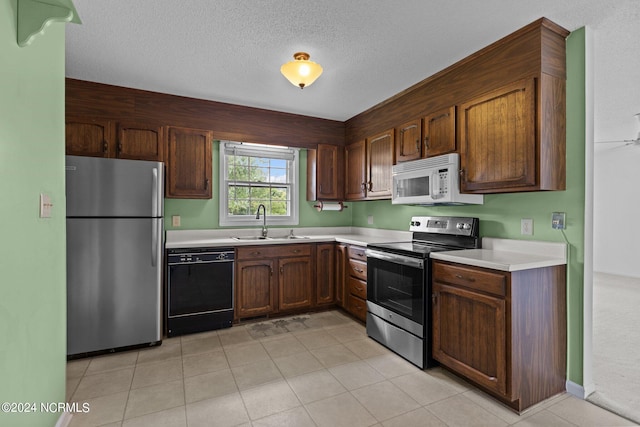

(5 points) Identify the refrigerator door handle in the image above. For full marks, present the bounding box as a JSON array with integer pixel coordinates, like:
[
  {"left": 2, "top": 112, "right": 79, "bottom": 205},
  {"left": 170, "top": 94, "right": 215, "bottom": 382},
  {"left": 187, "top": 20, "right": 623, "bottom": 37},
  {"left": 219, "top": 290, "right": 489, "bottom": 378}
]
[
  {"left": 152, "top": 168, "right": 159, "bottom": 217},
  {"left": 151, "top": 219, "right": 159, "bottom": 267}
]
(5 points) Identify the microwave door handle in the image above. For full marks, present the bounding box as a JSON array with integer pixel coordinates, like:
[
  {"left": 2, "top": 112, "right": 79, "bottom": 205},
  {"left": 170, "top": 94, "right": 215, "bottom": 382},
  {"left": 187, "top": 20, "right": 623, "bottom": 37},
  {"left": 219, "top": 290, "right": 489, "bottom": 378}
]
[{"left": 431, "top": 171, "right": 442, "bottom": 199}]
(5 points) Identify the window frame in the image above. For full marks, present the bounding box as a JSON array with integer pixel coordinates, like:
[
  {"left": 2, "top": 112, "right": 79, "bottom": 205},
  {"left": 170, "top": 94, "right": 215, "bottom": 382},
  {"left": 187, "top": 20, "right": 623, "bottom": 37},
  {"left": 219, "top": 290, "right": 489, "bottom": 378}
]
[{"left": 219, "top": 141, "right": 299, "bottom": 227}]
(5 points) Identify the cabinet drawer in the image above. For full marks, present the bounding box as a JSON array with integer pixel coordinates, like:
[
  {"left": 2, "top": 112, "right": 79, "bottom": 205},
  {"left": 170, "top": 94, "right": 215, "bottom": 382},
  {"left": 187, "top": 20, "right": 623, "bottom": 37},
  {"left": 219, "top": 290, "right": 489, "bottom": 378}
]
[
  {"left": 237, "top": 244, "right": 312, "bottom": 260},
  {"left": 433, "top": 261, "right": 506, "bottom": 297},
  {"left": 346, "top": 294, "right": 367, "bottom": 321},
  {"left": 348, "top": 259, "right": 367, "bottom": 281},
  {"left": 348, "top": 245, "right": 367, "bottom": 261},
  {"left": 348, "top": 277, "right": 367, "bottom": 299}
]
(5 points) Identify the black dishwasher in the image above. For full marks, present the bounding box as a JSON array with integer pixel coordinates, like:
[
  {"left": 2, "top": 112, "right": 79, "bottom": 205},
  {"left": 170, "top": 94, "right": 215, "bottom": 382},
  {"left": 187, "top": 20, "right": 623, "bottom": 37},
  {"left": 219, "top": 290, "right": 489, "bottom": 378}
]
[{"left": 166, "top": 247, "right": 234, "bottom": 337}]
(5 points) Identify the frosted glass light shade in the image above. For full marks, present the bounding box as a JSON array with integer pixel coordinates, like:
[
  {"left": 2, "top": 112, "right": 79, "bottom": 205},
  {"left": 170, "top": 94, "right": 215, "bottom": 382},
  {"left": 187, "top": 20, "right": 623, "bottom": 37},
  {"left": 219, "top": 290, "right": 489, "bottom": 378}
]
[{"left": 280, "top": 52, "right": 323, "bottom": 89}]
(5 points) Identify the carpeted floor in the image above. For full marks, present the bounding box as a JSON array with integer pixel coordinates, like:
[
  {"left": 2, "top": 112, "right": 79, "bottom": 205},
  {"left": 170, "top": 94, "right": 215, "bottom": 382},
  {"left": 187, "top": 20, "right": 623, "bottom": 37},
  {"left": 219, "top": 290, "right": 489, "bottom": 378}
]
[{"left": 589, "top": 272, "right": 640, "bottom": 424}]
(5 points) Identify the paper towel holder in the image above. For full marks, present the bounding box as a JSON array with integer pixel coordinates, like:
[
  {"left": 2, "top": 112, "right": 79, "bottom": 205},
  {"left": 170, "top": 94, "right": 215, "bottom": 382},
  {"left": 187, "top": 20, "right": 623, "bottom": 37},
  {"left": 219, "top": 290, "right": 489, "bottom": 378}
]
[{"left": 313, "top": 201, "right": 347, "bottom": 212}]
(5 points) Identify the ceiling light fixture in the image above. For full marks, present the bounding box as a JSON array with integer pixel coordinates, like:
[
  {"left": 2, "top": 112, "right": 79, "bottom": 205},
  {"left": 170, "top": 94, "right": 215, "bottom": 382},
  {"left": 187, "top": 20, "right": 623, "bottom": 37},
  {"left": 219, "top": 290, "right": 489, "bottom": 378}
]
[{"left": 280, "top": 52, "right": 323, "bottom": 89}]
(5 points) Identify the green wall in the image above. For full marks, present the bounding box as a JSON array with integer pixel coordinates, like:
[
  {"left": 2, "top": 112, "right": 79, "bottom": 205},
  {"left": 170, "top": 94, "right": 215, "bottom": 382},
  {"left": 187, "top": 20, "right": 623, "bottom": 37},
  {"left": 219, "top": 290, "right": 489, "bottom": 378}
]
[
  {"left": 0, "top": 2, "right": 68, "bottom": 426},
  {"left": 165, "top": 144, "right": 353, "bottom": 230},
  {"left": 351, "top": 29, "right": 586, "bottom": 386}
]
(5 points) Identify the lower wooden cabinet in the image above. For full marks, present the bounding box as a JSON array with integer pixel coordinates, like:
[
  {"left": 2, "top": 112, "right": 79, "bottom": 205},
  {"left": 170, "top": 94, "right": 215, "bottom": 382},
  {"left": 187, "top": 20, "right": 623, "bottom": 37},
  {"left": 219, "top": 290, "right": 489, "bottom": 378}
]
[
  {"left": 335, "top": 244, "right": 347, "bottom": 308},
  {"left": 316, "top": 243, "right": 336, "bottom": 306},
  {"left": 235, "top": 259, "right": 276, "bottom": 318},
  {"left": 341, "top": 245, "right": 368, "bottom": 322},
  {"left": 279, "top": 256, "right": 313, "bottom": 311},
  {"left": 432, "top": 260, "right": 566, "bottom": 412},
  {"left": 235, "top": 243, "right": 338, "bottom": 320}
]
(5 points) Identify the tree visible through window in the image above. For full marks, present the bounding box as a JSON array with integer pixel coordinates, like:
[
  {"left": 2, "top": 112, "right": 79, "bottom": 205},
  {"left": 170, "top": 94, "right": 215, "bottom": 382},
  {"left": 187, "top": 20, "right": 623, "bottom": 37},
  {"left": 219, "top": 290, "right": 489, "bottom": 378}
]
[{"left": 220, "top": 141, "right": 298, "bottom": 226}]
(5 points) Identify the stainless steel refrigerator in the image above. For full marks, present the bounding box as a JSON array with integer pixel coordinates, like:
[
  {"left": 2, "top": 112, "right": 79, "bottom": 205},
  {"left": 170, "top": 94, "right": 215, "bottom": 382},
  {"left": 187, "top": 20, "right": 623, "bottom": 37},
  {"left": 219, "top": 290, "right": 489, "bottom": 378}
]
[{"left": 66, "top": 155, "right": 164, "bottom": 356}]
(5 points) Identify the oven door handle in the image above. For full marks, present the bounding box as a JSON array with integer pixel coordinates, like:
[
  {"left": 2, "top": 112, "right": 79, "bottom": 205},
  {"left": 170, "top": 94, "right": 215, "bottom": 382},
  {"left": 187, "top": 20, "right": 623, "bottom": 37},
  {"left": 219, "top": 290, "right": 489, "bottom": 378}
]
[{"left": 365, "top": 249, "right": 424, "bottom": 269}]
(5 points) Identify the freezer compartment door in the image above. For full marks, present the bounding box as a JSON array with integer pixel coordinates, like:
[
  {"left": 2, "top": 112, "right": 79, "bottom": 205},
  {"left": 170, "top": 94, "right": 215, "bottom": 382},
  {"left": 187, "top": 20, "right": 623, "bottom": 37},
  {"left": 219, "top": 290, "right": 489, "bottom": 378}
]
[
  {"left": 66, "top": 155, "right": 164, "bottom": 217},
  {"left": 67, "top": 218, "right": 163, "bottom": 355}
]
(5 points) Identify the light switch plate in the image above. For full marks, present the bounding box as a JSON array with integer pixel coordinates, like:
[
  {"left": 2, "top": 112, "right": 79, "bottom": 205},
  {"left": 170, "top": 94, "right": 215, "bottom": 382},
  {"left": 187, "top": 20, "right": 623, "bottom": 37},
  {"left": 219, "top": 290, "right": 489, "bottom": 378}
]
[
  {"left": 172, "top": 215, "right": 181, "bottom": 227},
  {"left": 521, "top": 218, "right": 533, "bottom": 235},
  {"left": 367, "top": 215, "right": 374, "bottom": 225},
  {"left": 40, "top": 193, "right": 52, "bottom": 218}
]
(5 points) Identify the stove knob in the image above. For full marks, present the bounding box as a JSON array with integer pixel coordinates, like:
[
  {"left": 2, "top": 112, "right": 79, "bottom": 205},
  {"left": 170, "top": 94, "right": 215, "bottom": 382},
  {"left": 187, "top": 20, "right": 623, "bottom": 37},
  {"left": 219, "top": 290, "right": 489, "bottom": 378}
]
[
  {"left": 456, "top": 223, "right": 464, "bottom": 230},
  {"left": 463, "top": 223, "right": 471, "bottom": 230},
  {"left": 410, "top": 221, "right": 415, "bottom": 226}
]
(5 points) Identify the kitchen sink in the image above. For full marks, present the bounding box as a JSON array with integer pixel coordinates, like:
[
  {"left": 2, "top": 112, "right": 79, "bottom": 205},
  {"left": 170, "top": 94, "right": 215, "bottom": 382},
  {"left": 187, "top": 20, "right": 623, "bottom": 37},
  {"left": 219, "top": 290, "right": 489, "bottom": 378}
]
[
  {"left": 269, "top": 235, "right": 310, "bottom": 240},
  {"left": 231, "top": 236, "right": 269, "bottom": 241}
]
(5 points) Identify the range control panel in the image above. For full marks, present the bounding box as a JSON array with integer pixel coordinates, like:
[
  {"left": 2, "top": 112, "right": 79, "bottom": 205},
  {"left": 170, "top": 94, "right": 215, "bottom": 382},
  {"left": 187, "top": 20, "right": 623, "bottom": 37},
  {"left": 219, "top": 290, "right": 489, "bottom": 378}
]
[{"left": 409, "top": 216, "right": 478, "bottom": 236}]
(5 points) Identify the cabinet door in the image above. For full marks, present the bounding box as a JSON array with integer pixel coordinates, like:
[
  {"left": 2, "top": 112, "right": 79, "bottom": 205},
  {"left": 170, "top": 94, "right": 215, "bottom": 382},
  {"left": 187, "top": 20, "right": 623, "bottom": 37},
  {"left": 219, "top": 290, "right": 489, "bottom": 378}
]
[
  {"left": 345, "top": 140, "right": 366, "bottom": 200},
  {"left": 396, "top": 119, "right": 422, "bottom": 163},
  {"left": 432, "top": 282, "right": 508, "bottom": 397},
  {"left": 279, "top": 256, "right": 313, "bottom": 311},
  {"left": 166, "top": 126, "right": 212, "bottom": 199},
  {"left": 236, "top": 259, "right": 275, "bottom": 319},
  {"left": 316, "top": 243, "right": 335, "bottom": 305},
  {"left": 335, "top": 244, "right": 347, "bottom": 308},
  {"left": 459, "top": 78, "right": 536, "bottom": 193},
  {"left": 317, "top": 144, "right": 343, "bottom": 200},
  {"left": 65, "top": 117, "right": 114, "bottom": 158},
  {"left": 423, "top": 106, "right": 456, "bottom": 158},
  {"left": 116, "top": 122, "right": 164, "bottom": 161},
  {"left": 366, "top": 129, "right": 394, "bottom": 199}
]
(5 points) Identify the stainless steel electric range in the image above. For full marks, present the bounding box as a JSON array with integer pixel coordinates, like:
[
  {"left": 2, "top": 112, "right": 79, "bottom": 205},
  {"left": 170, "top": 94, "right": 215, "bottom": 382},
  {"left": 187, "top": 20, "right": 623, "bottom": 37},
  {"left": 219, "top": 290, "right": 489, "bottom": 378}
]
[{"left": 366, "top": 216, "right": 480, "bottom": 368}]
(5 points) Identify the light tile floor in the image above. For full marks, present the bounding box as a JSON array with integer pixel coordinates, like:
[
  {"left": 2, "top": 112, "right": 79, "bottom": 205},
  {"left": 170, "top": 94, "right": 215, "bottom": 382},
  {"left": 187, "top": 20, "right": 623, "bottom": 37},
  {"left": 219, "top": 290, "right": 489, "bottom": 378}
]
[{"left": 66, "top": 310, "right": 637, "bottom": 427}]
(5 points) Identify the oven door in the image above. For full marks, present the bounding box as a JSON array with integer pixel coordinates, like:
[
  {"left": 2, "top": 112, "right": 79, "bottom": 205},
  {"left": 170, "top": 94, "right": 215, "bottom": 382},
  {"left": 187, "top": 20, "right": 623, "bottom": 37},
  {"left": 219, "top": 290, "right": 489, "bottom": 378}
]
[{"left": 366, "top": 249, "right": 426, "bottom": 328}]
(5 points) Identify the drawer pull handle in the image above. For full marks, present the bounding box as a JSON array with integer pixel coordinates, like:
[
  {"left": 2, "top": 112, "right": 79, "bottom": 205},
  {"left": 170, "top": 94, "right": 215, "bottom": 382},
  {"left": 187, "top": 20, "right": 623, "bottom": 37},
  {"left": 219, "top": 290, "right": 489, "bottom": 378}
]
[
  {"left": 292, "top": 249, "right": 301, "bottom": 254},
  {"left": 251, "top": 252, "right": 261, "bottom": 256},
  {"left": 488, "top": 376, "right": 497, "bottom": 382},
  {"left": 455, "top": 274, "right": 475, "bottom": 282},
  {"left": 354, "top": 268, "right": 364, "bottom": 273}
]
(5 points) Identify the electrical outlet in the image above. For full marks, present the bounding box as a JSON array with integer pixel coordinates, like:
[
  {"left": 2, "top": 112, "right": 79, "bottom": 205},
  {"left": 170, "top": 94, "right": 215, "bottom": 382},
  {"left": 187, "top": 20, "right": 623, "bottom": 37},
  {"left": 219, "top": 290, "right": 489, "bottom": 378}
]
[
  {"left": 40, "top": 193, "right": 53, "bottom": 218},
  {"left": 521, "top": 218, "right": 533, "bottom": 235},
  {"left": 172, "top": 215, "right": 181, "bottom": 227},
  {"left": 552, "top": 212, "right": 566, "bottom": 229},
  {"left": 367, "top": 215, "right": 374, "bottom": 225}
]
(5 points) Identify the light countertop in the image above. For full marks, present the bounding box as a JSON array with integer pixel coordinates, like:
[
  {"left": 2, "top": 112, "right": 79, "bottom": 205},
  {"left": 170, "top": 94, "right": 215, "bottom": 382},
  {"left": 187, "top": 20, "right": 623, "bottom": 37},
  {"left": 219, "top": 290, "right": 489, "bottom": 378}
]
[
  {"left": 165, "top": 227, "right": 412, "bottom": 249},
  {"left": 430, "top": 237, "right": 567, "bottom": 272}
]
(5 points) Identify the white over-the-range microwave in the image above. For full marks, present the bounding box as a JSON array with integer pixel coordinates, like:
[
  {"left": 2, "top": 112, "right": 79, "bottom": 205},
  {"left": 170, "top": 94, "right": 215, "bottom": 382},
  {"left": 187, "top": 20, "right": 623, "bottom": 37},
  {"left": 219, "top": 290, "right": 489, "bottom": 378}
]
[{"left": 392, "top": 153, "right": 484, "bottom": 205}]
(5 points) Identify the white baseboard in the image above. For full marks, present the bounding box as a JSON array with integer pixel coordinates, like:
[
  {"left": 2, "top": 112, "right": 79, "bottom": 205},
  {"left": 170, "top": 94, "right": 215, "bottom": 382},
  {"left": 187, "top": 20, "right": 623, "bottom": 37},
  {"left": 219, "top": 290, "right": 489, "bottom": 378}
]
[
  {"left": 55, "top": 412, "right": 72, "bottom": 427},
  {"left": 566, "top": 380, "right": 595, "bottom": 399}
]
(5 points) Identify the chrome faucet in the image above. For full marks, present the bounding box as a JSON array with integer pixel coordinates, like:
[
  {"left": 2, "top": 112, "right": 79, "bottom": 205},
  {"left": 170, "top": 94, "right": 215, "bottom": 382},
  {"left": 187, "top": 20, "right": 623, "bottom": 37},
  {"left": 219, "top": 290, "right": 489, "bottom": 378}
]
[{"left": 256, "top": 204, "right": 268, "bottom": 237}]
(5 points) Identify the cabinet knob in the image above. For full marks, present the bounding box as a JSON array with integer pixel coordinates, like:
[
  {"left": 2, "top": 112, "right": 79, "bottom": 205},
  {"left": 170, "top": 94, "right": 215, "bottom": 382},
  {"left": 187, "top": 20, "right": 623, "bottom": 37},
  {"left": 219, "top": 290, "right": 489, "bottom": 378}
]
[
  {"left": 367, "top": 181, "right": 373, "bottom": 191},
  {"left": 117, "top": 143, "right": 122, "bottom": 153},
  {"left": 432, "top": 293, "right": 437, "bottom": 305},
  {"left": 204, "top": 178, "right": 209, "bottom": 189},
  {"left": 424, "top": 136, "right": 430, "bottom": 149},
  {"left": 415, "top": 139, "right": 420, "bottom": 152},
  {"left": 360, "top": 182, "right": 366, "bottom": 190},
  {"left": 103, "top": 141, "right": 108, "bottom": 153}
]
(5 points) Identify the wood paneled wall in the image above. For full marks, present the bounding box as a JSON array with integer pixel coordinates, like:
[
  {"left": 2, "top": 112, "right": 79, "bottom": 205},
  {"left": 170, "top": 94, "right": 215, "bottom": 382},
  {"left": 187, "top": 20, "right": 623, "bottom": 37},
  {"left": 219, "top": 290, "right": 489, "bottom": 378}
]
[
  {"left": 345, "top": 18, "right": 569, "bottom": 144},
  {"left": 65, "top": 79, "right": 345, "bottom": 149}
]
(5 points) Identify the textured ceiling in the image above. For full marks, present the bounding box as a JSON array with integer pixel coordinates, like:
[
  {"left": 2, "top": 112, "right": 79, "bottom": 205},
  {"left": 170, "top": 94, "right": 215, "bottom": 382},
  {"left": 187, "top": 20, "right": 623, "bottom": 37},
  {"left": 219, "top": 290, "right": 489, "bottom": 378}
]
[{"left": 65, "top": 0, "right": 640, "bottom": 141}]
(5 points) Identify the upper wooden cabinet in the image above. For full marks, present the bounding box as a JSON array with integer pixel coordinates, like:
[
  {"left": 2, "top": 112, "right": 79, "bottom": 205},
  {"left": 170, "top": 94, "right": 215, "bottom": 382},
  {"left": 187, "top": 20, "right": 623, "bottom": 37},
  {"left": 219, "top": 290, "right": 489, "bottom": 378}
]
[
  {"left": 459, "top": 78, "right": 537, "bottom": 193},
  {"left": 366, "top": 129, "right": 394, "bottom": 199},
  {"left": 395, "top": 119, "right": 421, "bottom": 163},
  {"left": 307, "top": 144, "right": 344, "bottom": 201},
  {"left": 345, "top": 18, "right": 568, "bottom": 195},
  {"left": 423, "top": 106, "right": 456, "bottom": 158},
  {"left": 165, "top": 126, "right": 212, "bottom": 199},
  {"left": 345, "top": 130, "right": 394, "bottom": 200},
  {"left": 116, "top": 122, "right": 164, "bottom": 161},
  {"left": 65, "top": 117, "right": 114, "bottom": 158},
  {"left": 345, "top": 140, "right": 367, "bottom": 200},
  {"left": 66, "top": 118, "right": 164, "bottom": 162}
]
